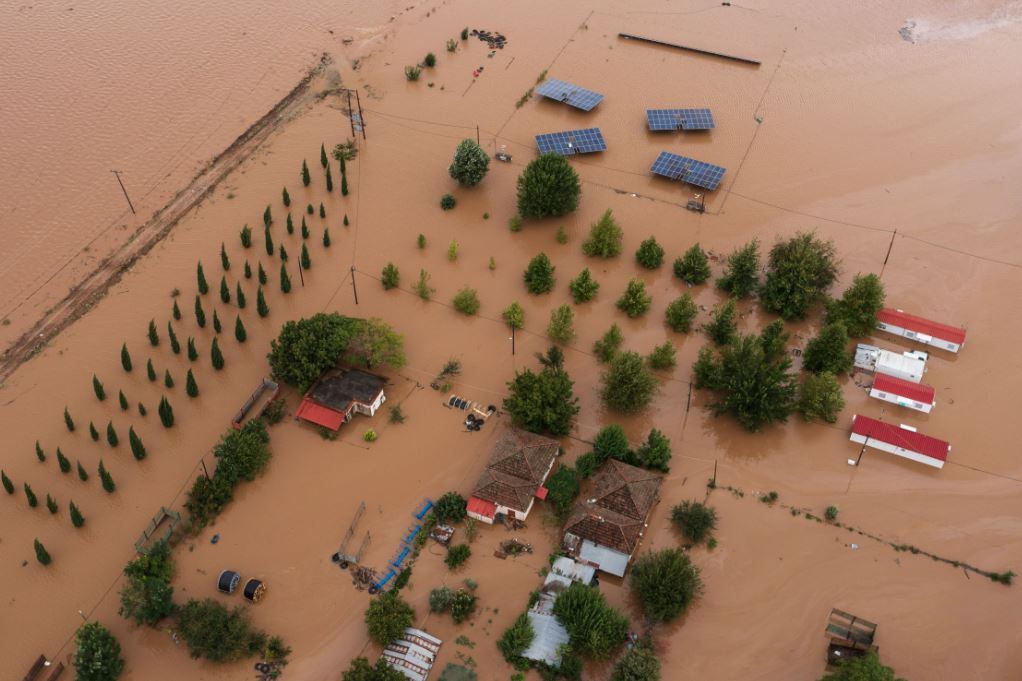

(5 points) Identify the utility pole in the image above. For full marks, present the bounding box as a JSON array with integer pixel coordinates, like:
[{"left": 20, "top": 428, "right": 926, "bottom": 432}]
[
  {"left": 200, "top": 458, "right": 210, "bottom": 480},
  {"left": 476, "top": 125, "right": 480, "bottom": 145},
  {"left": 298, "top": 263, "right": 305, "bottom": 287},
  {"left": 350, "top": 265, "right": 359, "bottom": 305},
  {"left": 346, "top": 90, "right": 356, "bottom": 140},
  {"left": 354, "top": 89, "right": 366, "bottom": 140},
  {"left": 511, "top": 326, "right": 515, "bottom": 355},
  {"left": 111, "top": 170, "right": 136, "bottom": 215}
]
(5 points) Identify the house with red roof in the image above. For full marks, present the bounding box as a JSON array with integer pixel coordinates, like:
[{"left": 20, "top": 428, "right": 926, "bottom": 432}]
[
  {"left": 869, "top": 372, "right": 936, "bottom": 413},
  {"left": 876, "top": 308, "right": 966, "bottom": 353},
  {"left": 849, "top": 414, "right": 950, "bottom": 469},
  {"left": 294, "top": 368, "right": 387, "bottom": 432},
  {"left": 466, "top": 428, "right": 560, "bottom": 525}
]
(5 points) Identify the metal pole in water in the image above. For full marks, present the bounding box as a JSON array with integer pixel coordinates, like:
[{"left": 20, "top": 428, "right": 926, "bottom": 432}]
[{"left": 350, "top": 265, "right": 359, "bottom": 305}]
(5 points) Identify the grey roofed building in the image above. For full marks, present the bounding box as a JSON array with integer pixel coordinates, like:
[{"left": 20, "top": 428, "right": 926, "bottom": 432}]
[{"left": 308, "top": 368, "right": 387, "bottom": 412}]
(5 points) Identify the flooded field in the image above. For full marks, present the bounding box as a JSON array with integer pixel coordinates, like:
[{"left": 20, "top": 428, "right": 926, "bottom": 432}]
[{"left": 1, "top": 0, "right": 1021, "bottom": 679}]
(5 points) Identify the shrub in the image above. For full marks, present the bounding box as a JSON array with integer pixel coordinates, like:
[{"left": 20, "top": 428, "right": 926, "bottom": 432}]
[
  {"left": 648, "top": 341, "right": 676, "bottom": 370},
  {"left": 546, "top": 465, "right": 580, "bottom": 516},
  {"left": 593, "top": 323, "right": 623, "bottom": 363},
  {"left": 446, "top": 544, "right": 471, "bottom": 570},
  {"left": 825, "top": 505, "right": 839, "bottom": 521},
  {"left": 434, "top": 492, "right": 468, "bottom": 524},
  {"left": 447, "top": 240, "right": 459, "bottom": 261},
  {"left": 342, "top": 658, "right": 406, "bottom": 681},
  {"left": 449, "top": 139, "right": 490, "bottom": 187},
  {"left": 717, "top": 240, "right": 760, "bottom": 298},
  {"left": 703, "top": 298, "right": 738, "bottom": 345},
  {"left": 575, "top": 452, "right": 600, "bottom": 478},
  {"left": 430, "top": 586, "right": 455, "bottom": 612},
  {"left": 797, "top": 371, "right": 845, "bottom": 423},
  {"left": 502, "top": 302, "right": 524, "bottom": 329},
  {"left": 630, "top": 549, "right": 702, "bottom": 623},
  {"left": 509, "top": 214, "right": 523, "bottom": 232},
  {"left": 610, "top": 645, "right": 661, "bottom": 681},
  {"left": 447, "top": 38, "right": 458, "bottom": 52},
  {"left": 671, "top": 501, "right": 717, "bottom": 543},
  {"left": 503, "top": 347, "right": 579, "bottom": 436},
  {"left": 556, "top": 225, "right": 568, "bottom": 244},
  {"left": 582, "top": 209, "right": 623, "bottom": 258},
  {"left": 73, "top": 622, "right": 123, "bottom": 680},
  {"left": 412, "top": 269, "right": 435, "bottom": 300},
  {"left": 635, "top": 237, "right": 665, "bottom": 269},
  {"left": 569, "top": 268, "right": 599, "bottom": 303},
  {"left": 665, "top": 294, "right": 698, "bottom": 333},
  {"left": 826, "top": 273, "right": 886, "bottom": 337},
  {"left": 760, "top": 232, "right": 839, "bottom": 320},
  {"left": 450, "top": 590, "right": 477, "bottom": 623},
  {"left": 635, "top": 428, "right": 671, "bottom": 471},
  {"left": 365, "top": 592, "right": 415, "bottom": 645},
  {"left": 423, "top": 52, "right": 437, "bottom": 67},
  {"left": 440, "top": 193, "right": 457, "bottom": 210},
  {"left": 177, "top": 598, "right": 268, "bottom": 662},
  {"left": 593, "top": 424, "right": 630, "bottom": 463},
  {"left": 119, "top": 540, "right": 174, "bottom": 626},
  {"left": 70, "top": 501, "right": 86, "bottom": 528},
  {"left": 488, "top": 256, "right": 496, "bottom": 271},
  {"left": 616, "top": 279, "right": 652, "bottom": 318},
  {"left": 803, "top": 323, "right": 852, "bottom": 374},
  {"left": 819, "top": 651, "right": 903, "bottom": 681},
  {"left": 523, "top": 253, "right": 555, "bottom": 294},
  {"left": 547, "top": 305, "right": 576, "bottom": 344},
  {"left": 516, "top": 154, "right": 581, "bottom": 219},
  {"left": 601, "top": 351, "right": 657, "bottom": 412},
  {"left": 497, "top": 613, "right": 535, "bottom": 662},
  {"left": 552, "top": 583, "right": 629, "bottom": 658}
]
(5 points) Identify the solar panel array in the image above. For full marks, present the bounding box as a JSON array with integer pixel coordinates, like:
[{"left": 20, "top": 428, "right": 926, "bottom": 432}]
[
  {"left": 646, "top": 108, "right": 715, "bottom": 131},
  {"left": 535, "top": 78, "right": 604, "bottom": 111},
  {"left": 650, "top": 151, "right": 726, "bottom": 191},
  {"left": 535, "top": 128, "right": 607, "bottom": 155}
]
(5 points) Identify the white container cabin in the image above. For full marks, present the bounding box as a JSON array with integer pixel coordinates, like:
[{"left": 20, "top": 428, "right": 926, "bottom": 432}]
[{"left": 869, "top": 372, "right": 936, "bottom": 413}]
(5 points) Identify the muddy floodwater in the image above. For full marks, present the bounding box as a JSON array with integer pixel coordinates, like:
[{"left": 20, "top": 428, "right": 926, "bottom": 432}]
[{"left": 2, "top": 0, "right": 1022, "bottom": 680}]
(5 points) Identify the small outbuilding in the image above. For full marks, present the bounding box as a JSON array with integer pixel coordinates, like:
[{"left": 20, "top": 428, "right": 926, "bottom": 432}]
[
  {"left": 295, "top": 368, "right": 386, "bottom": 431},
  {"left": 854, "top": 344, "right": 927, "bottom": 383},
  {"left": 876, "top": 308, "right": 966, "bottom": 353},
  {"left": 849, "top": 414, "right": 950, "bottom": 469},
  {"left": 869, "top": 372, "right": 936, "bottom": 413},
  {"left": 466, "top": 428, "right": 560, "bottom": 525},
  {"left": 382, "top": 628, "right": 442, "bottom": 681}
]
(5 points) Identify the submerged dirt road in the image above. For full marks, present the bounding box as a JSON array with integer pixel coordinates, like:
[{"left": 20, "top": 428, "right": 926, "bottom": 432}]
[{"left": 1, "top": 0, "right": 1021, "bottom": 679}]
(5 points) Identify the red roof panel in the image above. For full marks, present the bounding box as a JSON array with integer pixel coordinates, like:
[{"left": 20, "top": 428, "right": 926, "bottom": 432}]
[
  {"left": 467, "top": 496, "right": 497, "bottom": 519},
  {"left": 851, "top": 415, "right": 949, "bottom": 462},
  {"left": 295, "top": 397, "right": 346, "bottom": 431},
  {"left": 877, "top": 308, "right": 966, "bottom": 345},
  {"left": 534, "top": 486, "right": 549, "bottom": 500},
  {"left": 872, "top": 373, "right": 936, "bottom": 405}
]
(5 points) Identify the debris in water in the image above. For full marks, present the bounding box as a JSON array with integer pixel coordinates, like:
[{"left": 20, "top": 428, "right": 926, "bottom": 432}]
[{"left": 899, "top": 21, "right": 917, "bottom": 43}]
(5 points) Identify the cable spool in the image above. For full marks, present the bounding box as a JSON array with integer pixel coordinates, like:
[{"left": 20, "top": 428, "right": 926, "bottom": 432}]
[
  {"left": 217, "top": 570, "right": 241, "bottom": 594},
  {"left": 243, "top": 578, "right": 266, "bottom": 603}
]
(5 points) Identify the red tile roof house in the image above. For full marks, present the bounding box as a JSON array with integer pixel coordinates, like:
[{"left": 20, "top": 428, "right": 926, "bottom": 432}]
[
  {"left": 562, "top": 460, "right": 664, "bottom": 577},
  {"left": 466, "top": 429, "right": 561, "bottom": 525},
  {"left": 876, "top": 308, "right": 966, "bottom": 353},
  {"left": 849, "top": 415, "right": 950, "bottom": 469},
  {"left": 294, "top": 368, "right": 387, "bottom": 432},
  {"left": 869, "top": 372, "right": 937, "bottom": 414}
]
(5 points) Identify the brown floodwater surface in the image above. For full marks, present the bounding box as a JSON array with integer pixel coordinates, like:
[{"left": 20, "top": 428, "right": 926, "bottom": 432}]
[{"left": 1, "top": 0, "right": 1021, "bottom": 679}]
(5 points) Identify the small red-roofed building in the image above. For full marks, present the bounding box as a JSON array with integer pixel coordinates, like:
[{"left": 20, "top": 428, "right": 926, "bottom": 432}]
[
  {"left": 876, "top": 308, "right": 966, "bottom": 353},
  {"left": 869, "top": 372, "right": 937, "bottom": 413},
  {"left": 849, "top": 415, "right": 950, "bottom": 469}
]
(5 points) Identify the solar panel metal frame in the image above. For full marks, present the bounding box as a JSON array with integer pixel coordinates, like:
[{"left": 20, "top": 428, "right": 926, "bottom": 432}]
[
  {"left": 535, "top": 78, "right": 604, "bottom": 111},
  {"left": 535, "top": 128, "right": 607, "bottom": 156},
  {"left": 650, "top": 151, "right": 726, "bottom": 191},
  {"left": 646, "top": 108, "right": 715, "bottom": 131}
]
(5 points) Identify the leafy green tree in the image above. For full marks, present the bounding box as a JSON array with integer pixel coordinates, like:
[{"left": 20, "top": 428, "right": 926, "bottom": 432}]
[
  {"left": 240, "top": 225, "right": 252, "bottom": 248},
  {"left": 235, "top": 283, "right": 246, "bottom": 308},
  {"left": 797, "top": 372, "right": 845, "bottom": 423},
  {"left": 286, "top": 213, "right": 294, "bottom": 234},
  {"left": 636, "top": 428, "right": 671, "bottom": 471},
  {"left": 760, "top": 232, "right": 839, "bottom": 320},
  {"left": 819, "top": 651, "right": 906, "bottom": 681},
  {"left": 630, "top": 548, "right": 702, "bottom": 623},
  {"left": 516, "top": 153, "right": 581, "bottom": 219},
  {"left": 569, "top": 268, "right": 600, "bottom": 303},
  {"left": 617, "top": 279, "right": 652, "bottom": 318},
  {"left": 264, "top": 226, "right": 274, "bottom": 257},
  {"left": 759, "top": 319, "right": 789, "bottom": 362},
  {"left": 449, "top": 138, "right": 490, "bottom": 186},
  {"left": 167, "top": 322, "right": 180, "bottom": 354},
  {"left": 77, "top": 460, "right": 89, "bottom": 481},
  {"left": 25, "top": 483, "right": 38, "bottom": 507},
  {"left": 234, "top": 315, "right": 247, "bottom": 343},
  {"left": 34, "top": 538, "right": 51, "bottom": 565},
  {"left": 446, "top": 239, "right": 459, "bottom": 261},
  {"left": 546, "top": 465, "right": 580, "bottom": 516},
  {"left": 128, "top": 427, "right": 146, "bottom": 460},
  {"left": 671, "top": 501, "right": 717, "bottom": 543},
  {"left": 717, "top": 240, "right": 760, "bottom": 298},
  {"left": 70, "top": 501, "right": 86, "bottom": 528},
  {"left": 46, "top": 493, "right": 59, "bottom": 514},
  {"left": 93, "top": 374, "right": 106, "bottom": 400},
  {"left": 502, "top": 301, "right": 524, "bottom": 329},
  {"left": 826, "top": 273, "right": 886, "bottom": 337},
  {"left": 665, "top": 294, "right": 698, "bottom": 333},
  {"left": 64, "top": 406, "right": 76, "bottom": 432},
  {"left": 106, "top": 421, "right": 119, "bottom": 447},
  {"left": 497, "top": 613, "right": 535, "bottom": 663},
  {"left": 213, "top": 309, "right": 224, "bottom": 333},
  {"left": 172, "top": 299, "right": 181, "bottom": 320},
  {"left": 341, "top": 657, "right": 407, "bottom": 681},
  {"left": 158, "top": 396, "right": 175, "bottom": 427},
  {"left": 635, "top": 237, "right": 665, "bottom": 269},
  {"left": 674, "top": 243, "right": 711, "bottom": 284},
  {"left": 344, "top": 318, "right": 406, "bottom": 369},
  {"left": 547, "top": 304, "right": 576, "bottom": 344},
  {"left": 268, "top": 313, "right": 354, "bottom": 391},
  {"left": 593, "top": 424, "right": 630, "bottom": 463},
  {"left": 450, "top": 589, "right": 477, "bottom": 623},
  {"left": 323, "top": 227, "right": 331, "bottom": 247},
  {"left": 279, "top": 263, "right": 291, "bottom": 293},
  {"left": 282, "top": 186, "right": 291, "bottom": 207},
  {"left": 99, "top": 460, "right": 116, "bottom": 493},
  {"left": 523, "top": 253, "right": 555, "bottom": 294},
  {"left": 197, "top": 261, "right": 209, "bottom": 295},
  {"left": 320, "top": 143, "right": 329, "bottom": 168},
  {"left": 35, "top": 440, "right": 46, "bottom": 461},
  {"left": 194, "top": 295, "right": 206, "bottom": 328},
  {"left": 648, "top": 341, "right": 677, "bottom": 370},
  {"left": 280, "top": 242, "right": 289, "bottom": 263},
  {"left": 302, "top": 159, "right": 311, "bottom": 186},
  {"left": 176, "top": 598, "right": 268, "bottom": 662},
  {"left": 211, "top": 337, "right": 225, "bottom": 370},
  {"left": 1, "top": 470, "right": 14, "bottom": 495},
  {"left": 120, "top": 344, "right": 132, "bottom": 372},
  {"left": 452, "top": 287, "right": 480, "bottom": 315},
  {"left": 256, "top": 287, "right": 270, "bottom": 318},
  {"left": 552, "top": 583, "right": 630, "bottom": 658},
  {"left": 703, "top": 298, "right": 738, "bottom": 345},
  {"left": 611, "top": 645, "right": 662, "bottom": 681},
  {"left": 57, "top": 448, "right": 71, "bottom": 473},
  {"left": 119, "top": 539, "right": 174, "bottom": 626},
  {"left": 434, "top": 492, "right": 468, "bottom": 523},
  {"left": 503, "top": 347, "right": 580, "bottom": 436},
  {"left": 300, "top": 243, "right": 311, "bottom": 270},
  {"left": 381, "top": 263, "right": 400, "bottom": 290},
  {"left": 803, "top": 322, "right": 852, "bottom": 374},
  {"left": 582, "top": 209, "right": 623, "bottom": 258},
  {"left": 365, "top": 592, "right": 415, "bottom": 645},
  {"left": 593, "top": 323, "right": 624, "bottom": 363},
  {"left": 186, "top": 369, "right": 199, "bottom": 398},
  {"left": 601, "top": 351, "right": 658, "bottom": 412},
  {"left": 445, "top": 543, "right": 471, "bottom": 569}
]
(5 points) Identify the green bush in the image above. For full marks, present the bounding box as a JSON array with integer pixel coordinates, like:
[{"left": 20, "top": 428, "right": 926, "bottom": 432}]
[
  {"left": 429, "top": 586, "right": 455, "bottom": 613},
  {"left": 819, "top": 651, "right": 904, "bottom": 681},
  {"left": 635, "top": 428, "right": 671, "bottom": 471},
  {"left": 502, "top": 302, "right": 524, "bottom": 329},
  {"left": 593, "top": 424, "right": 630, "bottom": 463},
  {"left": 445, "top": 544, "right": 471, "bottom": 570},
  {"left": 365, "top": 592, "right": 415, "bottom": 645},
  {"left": 516, "top": 154, "right": 581, "bottom": 219},
  {"left": 665, "top": 294, "right": 698, "bottom": 333},
  {"left": 414, "top": 269, "right": 434, "bottom": 300},
  {"left": 497, "top": 613, "right": 535, "bottom": 662},
  {"left": 760, "top": 232, "right": 839, "bottom": 320},
  {"left": 797, "top": 371, "right": 845, "bottom": 423},
  {"left": 523, "top": 253, "right": 556, "bottom": 294},
  {"left": 449, "top": 139, "right": 490, "bottom": 187},
  {"left": 582, "top": 209, "right": 623, "bottom": 258},
  {"left": 440, "top": 193, "right": 457, "bottom": 210},
  {"left": 545, "top": 465, "right": 580, "bottom": 516},
  {"left": 503, "top": 347, "right": 579, "bottom": 436},
  {"left": 601, "top": 351, "right": 657, "bottom": 413},
  {"left": 450, "top": 589, "right": 478, "bottom": 623},
  {"left": 826, "top": 273, "right": 886, "bottom": 337},
  {"left": 671, "top": 501, "right": 717, "bottom": 543},
  {"left": 342, "top": 658, "right": 407, "bottom": 681},
  {"left": 674, "top": 244, "right": 711, "bottom": 284},
  {"left": 629, "top": 549, "right": 702, "bottom": 623},
  {"left": 717, "top": 240, "right": 760, "bottom": 298},
  {"left": 803, "top": 322, "right": 852, "bottom": 374},
  {"left": 423, "top": 52, "right": 437, "bottom": 67},
  {"left": 569, "top": 268, "right": 599, "bottom": 303},
  {"left": 381, "top": 263, "right": 400, "bottom": 290},
  {"left": 593, "top": 324, "right": 623, "bottom": 363},
  {"left": 453, "top": 287, "right": 480, "bottom": 315},
  {"left": 184, "top": 420, "right": 271, "bottom": 529},
  {"left": 73, "top": 622, "right": 123, "bottom": 680},
  {"left": 635, "top": 237, "right": 665, "bottom": 269},
  {"left": 434, "top": 492, "right": 468, "bottom": 524},
  {"left": 176, "top": 598, "right": 267, "bottom": 662},
  {"left": 648, "top": 341, "right": 676, "bottom": 370},
  {"left": 547, "top": 305, "right": 576, "bottom": 344},
  {"left": 616, "top": 279, "right": 652, "bottom": 318},
  {"left": 119, "top": 539, "right": 175, "bottom": 626},
  {"left": 825, "top": 505, "right": 839, "bottom": 521}
]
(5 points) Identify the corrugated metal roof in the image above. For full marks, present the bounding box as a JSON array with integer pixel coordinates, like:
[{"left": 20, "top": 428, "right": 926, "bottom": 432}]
[
  {"left": 850, "top": 415, "right": 950, "bottom": 462},
  {"left": 878, "top": 308, "right": 966, "bottom": 345},
  {"left": 578, "top": 539, "right": 630, "bottom": 577},
  {"left": 872, "top": 373, "right": 935, "bottom": 404},
  {"left": 522, "top": 611, "right": 570, "bottom": 666},
  {"left": 466, "top": 496, "right": 496, "bottom": 519},
  {"left": 294, "top": 397, "right": 345, "bottom": 430}
]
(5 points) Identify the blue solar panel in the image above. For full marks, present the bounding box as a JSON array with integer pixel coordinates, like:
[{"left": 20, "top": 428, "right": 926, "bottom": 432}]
[
  {"left": 646, "top": 108, "right": 715, "bottom": 131},
  {"left": 535, "top": 128, "right": 607, "bottom": 155},
  {"left": 535, "top": 78, "right": 604, "bottom": 111},
  {"left": 650, "top": 151, "right": 726, "bottom": 191}
]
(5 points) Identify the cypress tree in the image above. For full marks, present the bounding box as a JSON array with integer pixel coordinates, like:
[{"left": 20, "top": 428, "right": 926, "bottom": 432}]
[
  {"left": 219, "top": 243, "right": 230, "bottom": 271},
  {"left": 280, "top": 263, "right": 292, "bottom": 293},
  {"left": 263, "top": 204, "right": 273, "bottom": 228},
  {"left": 118, "top": 390, "right": 129, "bottom": 411},
  {"left": 187, "top": 337, "right": 198, "bottom": 361},
  {"left": 257, "top": 287, "right": 269, "bottom": 318},
  {"left": 302, "top": 159, "right": 311, "bottom": 187},
  {"left": 186, "top": 369, "right": 199, "bottom": 397},
  {"left": 243, "top": 260, "right": 252, "bottom": 279},
  {"left": 219, "top": 276, "right": 231, "bottom": 304},
  {"left": 77, "top": 460, "right": 89, "bottom": 481},
  {"left": 46, "top": 494, "right": 58, "bottom": 514},
  {"left": 197, "top": 261, "right": 209, "bottom": 295},
  {"left": 300, "top": 216, "right": 308, "bottom": 239},
  {"left": 213, "top": 309, "right": 222, "bottom": 334},
  {"left": 129, "top": 427, "right": 146, "bottom": 460},
  {"left": 34, "top": 539, "right": 51, "bottom": 565},
  {"left": 300, "top": 243, "right": 311, "bottom": 270},
  {"left": 137, "top": 402, "right": 147, "bottom": 417},
  {"left": 323, "top": 227, "right": 331, "bottom": 247},
  {"left": 306, "top": 203, "right": 313, "bottom": 215},
  {"left": 158, "top": 397, "right": 175, "bottom": 427},
  {"left": 146, "top": 358, "right": 156, "bottom": 381},
  {"left": 70, "top": 501, "right": 85, "bottom": 528},
  {"left": 234, "top": 315, "right": 247, "bottom": 343},
  {"left": 286, "top": 212, "right": 294, "bottom": 234},
  {"left": 35, "top": 441, "right": 45, "bottom": 462},
  {"left": 2, "top": 470, "right": 13, "bottom": 494},
  {"left": 106, "top": 421, "right": 119, "bottom": 447},
  {"left": 279, "top": 245, "right": 289, "bottom": 263},
  {"left": 343, "top": 213, "right": 349, "bottom": 226},
  {"left": 25, "top": 483, "right": 38, "bottom": 507},
  {"left": 282, "top": 187, "right": 291, "bottom": 207},
  {"left": 64, "top": 406, "right": 75, "bottom": 432},
  {"left": 326, "top": 164, "right": 333, "bottom": 192},
  {"left": 147, "top": 319, "right": 159, "bottom": 346},
  {"left": 92, "top": 375, "right": 106, "bottom": 401},
  {"left": 120, "top": 343, "right": 132, "bottom": 372},
  {"left": 340, "top": 155, "right": 347, "bottom": 177},
  {"left": 264, "top": 227, "right": 274, "bottom": 257},
  {"left": 194, "top": 295, "right": 206, "bottom": 328},
  {"left": 56, "top": 448, "right": 71, "bottom": 473},
  {"left": 172, "top": 299, "right": 181, "bottom": 320},
  {"left": 320, "top": 143, "right": 328, "bottom": 168},
  {"left": 341, "top": 171, "right": 349, "bottom": 196},
  {"left": 99, "top": 460, "right": 115, "bottom": 493},
  {"left": 167, "top": 322, "right": 180, "bottom": 354},
  {"left": 240, "top": 225, "right": 252, "bottom": 248},
  {"left": 164, "top": 369, "right": 174, "bottom": 389},
  {"left": 211, "top": 338, "right": 225, "bottom": 370},
  {"left": 235, "top": 283, "right": 246, "bottom": 309},
  {"left": 89, "top": 422, "right": 100, "bottom": 441},
  {"left": 319, "top": 203, "right": 326, "bottom": 219},
  {"left": 258, "top": 262, "right": 268, "bottom": 285}
]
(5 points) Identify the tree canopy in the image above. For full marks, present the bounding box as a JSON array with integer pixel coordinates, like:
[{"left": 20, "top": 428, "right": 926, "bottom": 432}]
[
  {"left": 760, "top": 232, "right": 839, "bottom": 320},
  {"left": 826, "top": 273, "right": 886, "bottom": 337},
  {"left": 671, "top": 501, "right": 717, "bottom": 543},
  {"left": 365, "top": 592, "right": 415, "bottom": 645},
  {"left": 523, "top": 253, "right": 556, "bottom": 294},
  {"left": 516, "top": 153, "right": 581, "bottom": 219},
  {"left": 176, "top": 598, "right": 267, "bottom": 662},
  {"left": 434, "top": 492, "right": 468, "bottom": 524},
  {"left": 503, "top": 347, "right": 580, "bottom": 436},
  {"left": 803, "top": 322, "right": 852, "bottom": 374},
  {"left": 629, "top": 549, "right": 702, "bottom": 623},
  {"left": 818, "top": 651, "right": 906, "bottom": 681},
  {"left": 119, "top": 540, "right": 175, "bottom": 626},
  {"left": 674, "top": 243, "right": 711, "bottom": 284},
  {"left": 73, "top": 622, "right": 125, "bottom": 681},
  {"left": 552, "top": 582, "right": 630, "bottom": 659},
  {"left": 342, "top": 657, "right": 407, "bottom": 681},
  {"left": 797, "top": 371, "right": 846, "bottom": 423},
  {"left": 601, "top": 351, "right": 658, "bottom": 412},
  {"left": 610, "top": 644, "right": 662, "bottom": 681},
  {"left": 448, "top": 138, "right": 490, "bottom": 187},
  {"left": 582, "top": 209, "right": 623, "bottom": 258},
  {"left": 717, "top": 240, "right": 760, "bottom": 298},
  {"left": 344, "top": 318, "right": 407, "bottom": 370},
  {"left": 268, "top": 313, "right": 354, "bottom": 392}
]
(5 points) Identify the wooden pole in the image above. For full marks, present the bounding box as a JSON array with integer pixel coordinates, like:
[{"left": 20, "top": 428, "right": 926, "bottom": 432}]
[
  {"left": 477, "top": 125, "right": 480, "bottom": 145},
  {"left": 111, "top": 170, "right": 136, "bottom": 215},
  {"left": 346, "top": 90, "right": 356, "bottom": 140},
  {"left": 883, "top": 229, "right": 897, "bottom": 266},
  {"left": 511, "top": 325, "right": 515, "bottom": 355},
  {"left": 298, "top": 263, "right": 305, "bottom": 287},
  {"left": 201, "top": 458, "right": 210, "bottom": 480},
  {"left": 350, "top": 265, "right": 359, "bottom": 305}
]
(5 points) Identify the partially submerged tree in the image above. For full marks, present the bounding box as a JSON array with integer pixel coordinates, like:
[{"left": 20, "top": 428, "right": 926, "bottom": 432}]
[
  {"left": 364, "top": 592, "right": 415, "bottom": 645},
  {"left": 593, "top": 323, "right": 624, "bottom": 363},
  {"left": 434, "top": 492, "right": 468, "bottom": 524},
  {"left": 610, "top": 644, "right": 662, "bottom": 681},
  {"left": 503, "top": 347, "right": 580, "bottom": 436},
  {"left": 523, "top": 253, "right": 556, "bottom": 294},
  {"left": 344, "top": 318, "right": 407, "bottom": 369},
  {"left": 448, "top": 138, "right": 490, "bottom": 186},
  {"left": 673, "top": 243, "right": 711, "bottom": 284},
  {"left": 703, "top": 298, "right": 738, "bottom": 345},
  {"left": 73, "top": 622, "right": 123, "bottom": 681},
  {"left": 635, "top": 236, "right": 665, "bottom": 269},
  {"left": 582, "top": 209, "right": 623, "bottom": 258},
  {"left": 717, "top": 240, "right": 760, "bottom": 298},
  {"left": 630, "top": 548, "right": 702, "bottom": 623},
  {"left": 760, "top": 232, "right": 839, "bottom": 320},
  {"left": 617, "top": 279, "right": 652, "bottom": 318},
  {"left": 635, "top": 429, "right": 671, "bottom": 471},
  {"left": 119, "top": 539, "right": 174, "bottom": 626},
  {"left": 452, "top": 287, "right": 480, "bottom": 315},
  {"left": 803, "top": 322, "right": 852, "bottom": 374},
  {"left": 569, "top": 268, "right": 600, "bottom": 303},
  {"left": 546, "top": 304, "right": 576, "bottom": 344},
  {"left": 176, "top": 598, "right": 268, "bottom": 662},
  {"left": 268, "top": 313, "right": 353, "bottom": 392},
  {"left": 826, "top": 273, "right": 886, "bottom": 337},
  {"left": 818, "top": 651, "right": 906, "bottom": 681},
  {"left": 647, "top": 341, "right": 677, "bottom": 370},
  {"left": 671, "top": 501, "right": 717, "bottom": 543},
  {"left": 516, "top": 153, "right": 581, "bottom": 219},
  {"left": 797, "top": 371, "right": 845, "bottom": 423},
  {"left": 341, "top": 657, "right": 407, "bottom": 681},
  {"left": 502, "top": 301, "right": 524, "bottom": 329},
  {"left": 601, "top": 351, "right": 658, "bottom": 412},
  {"left": 552, "top": 583, "right": 630, "bottom": 659}
]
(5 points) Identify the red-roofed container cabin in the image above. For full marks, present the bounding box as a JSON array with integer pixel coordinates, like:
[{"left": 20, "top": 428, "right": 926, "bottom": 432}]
[
  {"left": 849, "top": 415, "right": 950, "bottom": 469},
  {"left": 876, "top": 308, "right": 966, "bottom": 353},
  {"left": 868, "top": 372, "right": 936, "bottom": 414},
  {"left": 295, "top": 368, "right": 387, "bottom": 432}
]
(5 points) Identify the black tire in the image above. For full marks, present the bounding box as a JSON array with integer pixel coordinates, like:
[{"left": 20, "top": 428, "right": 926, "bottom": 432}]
[
  {"left": 368, "top": 585, "right": 379, "bottom": 595},
  {"left": 340, "top": 560, "right": 349, "bottom": 570}
]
